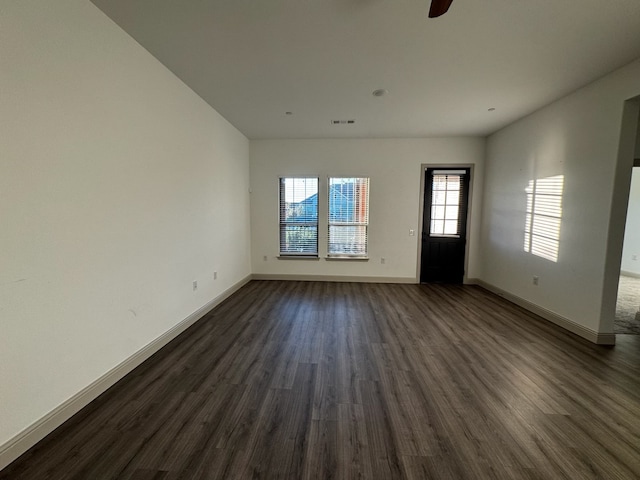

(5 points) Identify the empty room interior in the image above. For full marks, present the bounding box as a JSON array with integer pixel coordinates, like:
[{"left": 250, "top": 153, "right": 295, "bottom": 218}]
[{"left": 3, "top": 1, "right": 640, "bottom": 478}]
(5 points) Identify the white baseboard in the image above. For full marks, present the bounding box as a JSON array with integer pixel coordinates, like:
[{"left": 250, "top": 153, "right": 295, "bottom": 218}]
[
  {"left": 476, "top": 279, "right": 616, "bottom": 346},
  {"left": 0, "top": 274, "right": 252, "bottom": 472},
  {"left": 621, "top": 270, "right": 640, "bottom": 279},
  {"left": 251, "top": 273, "right": 416, "bottom": 284}
]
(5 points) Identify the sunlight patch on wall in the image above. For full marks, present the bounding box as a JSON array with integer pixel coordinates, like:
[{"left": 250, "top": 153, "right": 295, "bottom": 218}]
[{"left": 524, "top": 175, "right": 564, "bottom": 262}]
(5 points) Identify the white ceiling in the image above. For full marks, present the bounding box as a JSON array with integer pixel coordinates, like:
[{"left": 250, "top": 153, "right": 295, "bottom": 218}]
[{"left": 90, "top": 0, "right": 640, "bottom": 139}]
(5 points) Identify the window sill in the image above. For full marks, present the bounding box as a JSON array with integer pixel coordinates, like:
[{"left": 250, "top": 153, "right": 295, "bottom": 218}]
[
  {"left": 277, "top": 255, "right": 320, "bottom": 260},
  {"left": 325, "top": 256, "right": 369, "bottom": 261}
]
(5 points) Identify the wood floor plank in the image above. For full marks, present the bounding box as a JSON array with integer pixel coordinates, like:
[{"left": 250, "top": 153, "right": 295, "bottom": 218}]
[
  {"left": 301, "top": 420, "right": 337, "bottom": 480},
  {"left": 336, "top": 403, "right": 374, "bottom": 480},
  {"left": 3, "top": 281, "right": 640, "bottom": 479},
  {"left": 359, "top": 379, "right": 405, "bottom": 478}
]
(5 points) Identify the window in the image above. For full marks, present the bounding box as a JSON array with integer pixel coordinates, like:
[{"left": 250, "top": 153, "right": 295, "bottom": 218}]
[
  {"left": 429, "top": 171, "right": 464, "bottom": 236},
  {"left": 524, "top": 175, "right": 564, "bottom": 262},
  {"left": 279, "top": 177, "right": 318, "bottom": 255},
  {"left": 328, "top": 177, "right": 369, "bottom": 257}
]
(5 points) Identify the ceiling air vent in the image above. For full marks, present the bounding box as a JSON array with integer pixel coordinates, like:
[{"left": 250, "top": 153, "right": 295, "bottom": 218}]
[{"left": 330, "top": 119, "right": 355, "bottom": 125}]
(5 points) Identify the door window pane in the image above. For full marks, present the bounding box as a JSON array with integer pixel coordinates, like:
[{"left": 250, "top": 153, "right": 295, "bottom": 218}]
[
  {"left": 429, "top": 173, "right": 463, "bottom": 236},
  {"left": 445, "top": 190, "right": 460, "bottom": 205},
  {"left": 445, "top": 205, "right": 459, "bottom": 220},
  {"left": 444, "top": 220, "right": 458, "bottom": 235}
]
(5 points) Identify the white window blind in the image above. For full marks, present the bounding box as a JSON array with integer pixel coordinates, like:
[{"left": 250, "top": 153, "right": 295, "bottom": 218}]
[
  {"left": 279, "top": 177, "right": 319, "bottom": 255},
  {"left": 328, "top": 177, "right": 369, "bottom": 257},
  {"left": 429, "top": 172, "right": 464, "bottom": 237}
]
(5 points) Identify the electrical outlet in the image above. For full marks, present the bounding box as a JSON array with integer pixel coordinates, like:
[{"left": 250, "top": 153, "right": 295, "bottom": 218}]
[
  {"left": 409, "top": 229, "right": 415, "bottom": 236},
  {"left": 192, "top": 280, "right": 198, "bottom": 291},
  {"left": 214, "top": 271, "right": 218, "bottom": 280},
  {"left": 532, "top": 276, "right": 539, "bottom": 286}
]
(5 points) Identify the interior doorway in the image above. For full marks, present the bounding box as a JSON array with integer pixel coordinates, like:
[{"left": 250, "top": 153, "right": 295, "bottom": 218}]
[
  {"left": 420, "top": 167, "right": 470, "bottom": 283},
  {"left": 603, "top": 96, "right": 640, "bottom": 339},
  {"left": 616, "top": 163, "right": 640, "bottom": 334}
]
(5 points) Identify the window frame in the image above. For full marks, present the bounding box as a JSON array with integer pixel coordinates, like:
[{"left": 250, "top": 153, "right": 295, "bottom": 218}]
[
  {"left": 278, "top": 176, "right": 319, "bottom": 257},
  {"left": 327, "top": 176, "right": 370, "bottom": 259},
  {"left": 427, "top": 170, "right": 467, "bottom": 238}
]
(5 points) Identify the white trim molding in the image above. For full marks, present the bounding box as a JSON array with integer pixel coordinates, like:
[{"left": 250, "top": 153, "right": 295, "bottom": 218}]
[
  {"left": 621, "top": 270, "right": 640, "bottom": 279},
  {"left": 0, "top": 274, "right": 252, "bottom": 472},
  {"left": 252, "top": 273, "right": 415, "bottom": 284},
  {"left": 475, "top": 279, "right": 616, "bottom": 345}
]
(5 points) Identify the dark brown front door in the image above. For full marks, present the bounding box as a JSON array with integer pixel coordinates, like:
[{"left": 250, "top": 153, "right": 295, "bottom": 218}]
[{"left": 420, "top": 168, "right": 470, "bottom": 283}]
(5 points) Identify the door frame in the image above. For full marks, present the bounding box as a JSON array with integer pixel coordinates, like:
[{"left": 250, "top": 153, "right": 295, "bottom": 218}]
[
  {"left": 601, "top": 96, "right": 640, "bottom": 337},
  {"left": 416, "top": 163, "right": 475, "bottom": 283}
]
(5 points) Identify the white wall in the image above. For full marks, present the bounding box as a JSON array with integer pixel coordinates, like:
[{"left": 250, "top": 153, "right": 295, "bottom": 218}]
[
  {"left": 621, "top": 168, "right": 640, "bottom": 275},
  {"left": 0, "top": 0, "right": 250, "bottom": 450},
  {"left": 481, "top": 59, "right": 640, "bottom": 333},
  {"left": 250, "top": 138, "right": 485, "bottom": 281}
]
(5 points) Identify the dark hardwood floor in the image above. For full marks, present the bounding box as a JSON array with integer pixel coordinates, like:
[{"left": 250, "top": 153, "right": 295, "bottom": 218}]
[{"left": 3, "top": 281, "right": 640, "bottom": 479}]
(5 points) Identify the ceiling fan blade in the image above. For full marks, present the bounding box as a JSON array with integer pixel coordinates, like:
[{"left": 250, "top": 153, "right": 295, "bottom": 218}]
[{"left": 429, "top": 0, "right": 454, "bottom": 18}]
